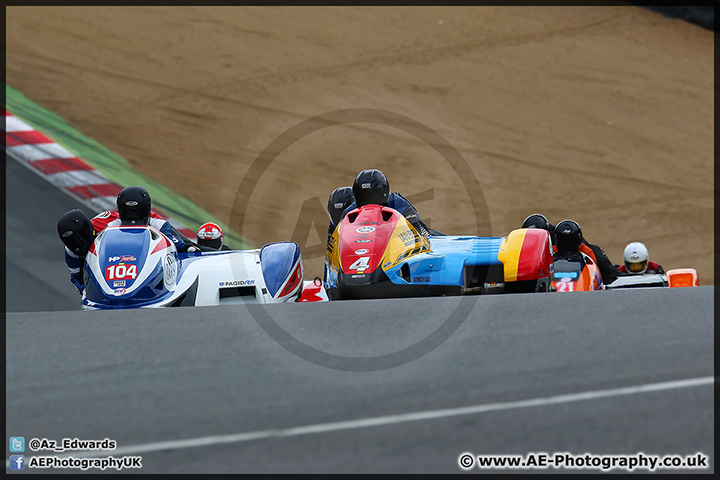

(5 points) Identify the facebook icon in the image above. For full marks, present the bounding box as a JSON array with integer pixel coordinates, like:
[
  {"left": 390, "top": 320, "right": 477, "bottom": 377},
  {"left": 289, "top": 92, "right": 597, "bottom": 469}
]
[{"left": 9, "top": 455, "right": 25, "bottom": 470}]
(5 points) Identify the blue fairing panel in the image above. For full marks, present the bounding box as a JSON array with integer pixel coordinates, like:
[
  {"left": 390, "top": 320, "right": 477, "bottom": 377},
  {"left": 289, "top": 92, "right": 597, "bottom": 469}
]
[
  {"left": 260, "top": 242, "right": 301, "bottom": 297},
  {"left": 95, "top": 227, "right": 152, "bottom": 292},
  {"left": 84, "top": 260, "right": 171, "bottom": 309},
  {"left": 385, "top": 236, "right": 503, "bottom": 286}
]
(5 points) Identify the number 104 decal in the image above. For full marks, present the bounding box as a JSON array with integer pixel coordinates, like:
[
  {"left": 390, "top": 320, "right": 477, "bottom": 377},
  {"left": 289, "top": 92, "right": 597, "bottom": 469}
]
[{"left": 105, "top": 264, "right": 138, "bottom": 281}]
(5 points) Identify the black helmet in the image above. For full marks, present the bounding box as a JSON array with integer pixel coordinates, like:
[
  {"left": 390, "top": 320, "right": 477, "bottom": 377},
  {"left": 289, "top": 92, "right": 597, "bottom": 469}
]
[
  {"left": 57, "top": 209, "right": 95, "bottom": 255},
  {"left": 327, "top": 186, "right": 355, "bottom": 226},
  {"left": 555, "top": 219, "right": 582, "bottom": 253},
  {"left": 117, "top": 186, "right": 151, "bottom": 225},
  {"left": 522, "top": 213, "right": 551, "bottom": 231},
  {"left": 352, "top": 169, "right": 389, "bottom": 207}
]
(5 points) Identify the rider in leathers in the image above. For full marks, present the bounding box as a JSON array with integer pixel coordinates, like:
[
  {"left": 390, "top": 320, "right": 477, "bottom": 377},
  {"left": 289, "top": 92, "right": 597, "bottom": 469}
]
[
  {"left": 57, "top": 186, "right": 196, "bottom": 294},
  {"left": 329, "top": 169, "right": 444, "bottom": 238}
]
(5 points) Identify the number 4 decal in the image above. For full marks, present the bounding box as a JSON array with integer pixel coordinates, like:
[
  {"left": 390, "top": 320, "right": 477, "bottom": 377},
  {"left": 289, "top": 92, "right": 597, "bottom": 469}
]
[{"left": 349, "top": 256, "right": 370, "bottom": 271}]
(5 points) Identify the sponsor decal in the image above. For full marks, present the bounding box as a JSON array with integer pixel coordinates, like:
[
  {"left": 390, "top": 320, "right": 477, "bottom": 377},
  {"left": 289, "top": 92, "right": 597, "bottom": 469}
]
[
  {"left": 383, "top": 261, "right": 392, "bottom": 268},
  {"left": 62, "top": 231, "right": 73, "bottom": 238},
  {"left": 163, "top": 254, "right": 177, "bottom": 286},
  {"left": 355, "top": 239, "right": 372, "bottom": 243},
  {"left": 354, "top": 249, "right": 369, "bottom": 255},
  {"left": 356, "top": 226, "right": 375, "bottom": 234},
  {"left": 113, "top": 280, "right": 126, "bottom": 287},
  {"left": 219, "top": 280, "right": 256, "bottom": 287},
  {"left": 358, "top": 221, "right": 379, "bottom": 226},
  {"left": 398, "top": 229, "right": 418, "bottom": 246},
  {"left": 109, "top": 255, "right": 137, "bottom": 262},
  {"left": 112, "top": 288, "right": 126, "bottom": 296},
  {"left": 334, "top": 202, "right": 345, "bottom": 209},
  {"left": 361, "top": 183, "right": 371, "bottom": 189},
  {"left": 97, "top": 210, "right": 112, "bottom": 219},
  {"left": 414, "top": 276, "right": 431, "bottom": 283},
  {"left": 553, "top": 271, "right": 578, "bottom": 279},
  {"left": 198, "top": 228, "right": 221, "bottom": 239},
  {"left": 351, "top": 274, "right": 366, "bottom": 278},
  {"left": 125, "top": 200, "right": 138, "bottom": 206}
]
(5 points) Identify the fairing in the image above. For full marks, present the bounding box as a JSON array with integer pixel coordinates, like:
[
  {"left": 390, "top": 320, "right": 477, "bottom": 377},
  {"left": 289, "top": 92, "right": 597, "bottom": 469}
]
[
  {"left": 324, "top": 206, "right": 553, "bottom": 299},
  {"left": 82, "top": 226, "right": 303, "bottom": 309}
]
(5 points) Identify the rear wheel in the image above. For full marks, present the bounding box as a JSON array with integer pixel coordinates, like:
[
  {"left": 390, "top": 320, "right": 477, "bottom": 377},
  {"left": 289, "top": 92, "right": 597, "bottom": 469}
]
[{"left": 535, "top": 278, "right": 550, "bottom": 292}]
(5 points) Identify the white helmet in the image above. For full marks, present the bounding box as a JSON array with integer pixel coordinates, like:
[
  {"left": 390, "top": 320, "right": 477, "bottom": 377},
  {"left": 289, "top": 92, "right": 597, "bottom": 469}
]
[{"left": 623, "top": 242, "right": 649, "bottom": 274}]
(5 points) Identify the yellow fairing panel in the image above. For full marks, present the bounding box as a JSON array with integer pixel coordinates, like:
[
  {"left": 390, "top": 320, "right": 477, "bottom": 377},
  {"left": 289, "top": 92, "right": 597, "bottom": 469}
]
[
  {"left": 379, "top": 218, "right": 430, "bottom": 271},
  {"left": 497, "top": 229, "right": 527, "bottom": 282}
]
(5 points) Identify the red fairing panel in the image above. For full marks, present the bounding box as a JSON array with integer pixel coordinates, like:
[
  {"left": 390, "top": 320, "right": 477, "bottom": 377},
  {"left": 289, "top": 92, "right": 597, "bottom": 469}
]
[
  {"left": 337, "top": 205, "right": 399, "bottom": 275},
  {"left": 516, "top": 228, "right": 554, "bottom": 281}
]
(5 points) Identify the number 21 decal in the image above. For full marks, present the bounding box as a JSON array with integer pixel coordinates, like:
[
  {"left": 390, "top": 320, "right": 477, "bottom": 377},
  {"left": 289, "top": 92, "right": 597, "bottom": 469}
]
[{"left": 555, "top": 281, "right": 575, "bottom": 292}]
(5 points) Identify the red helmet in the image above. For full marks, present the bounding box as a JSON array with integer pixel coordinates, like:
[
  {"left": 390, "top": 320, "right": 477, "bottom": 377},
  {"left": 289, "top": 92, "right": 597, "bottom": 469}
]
[{"left": 196, "top": 222, "right": 224, "bottom": 250}]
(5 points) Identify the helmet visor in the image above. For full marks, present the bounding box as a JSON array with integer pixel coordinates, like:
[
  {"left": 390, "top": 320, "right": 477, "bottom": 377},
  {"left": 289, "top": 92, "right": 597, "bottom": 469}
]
[
  {"left": 61, "top": 226, "right": 92, "bottom": 254},
  {"left": 627, "top": 260, "right": 648, "bottom": 273},
  {"left": 62, "top": 232, "right": 86, "bottom": 254},
  {"left": 356, "top": 191, "right": 387, "bottom": 207},
  {"left": 198, "top": 237, "right": 223, "bottom": 250}
]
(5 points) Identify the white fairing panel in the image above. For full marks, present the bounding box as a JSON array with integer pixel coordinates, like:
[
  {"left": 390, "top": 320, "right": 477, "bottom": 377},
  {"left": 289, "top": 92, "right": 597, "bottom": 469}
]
[
  {"left": 156, "top": 250, "right": 295, "bottom": 307},
  {"left": 605, "top": 273, "right": 669, "bottom": 289},
  {"left": 82, "top": 234, "right": 304, "bottom": 309}
]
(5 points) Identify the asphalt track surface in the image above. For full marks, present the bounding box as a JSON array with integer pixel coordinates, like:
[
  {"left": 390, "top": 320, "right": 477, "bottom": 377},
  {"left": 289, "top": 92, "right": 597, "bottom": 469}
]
[
  {"left": 6, "top": 154, "right": 89, "bottom": 312},
  {"left": 5, "top": 153, "right": 715, "bottom": 474}
]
